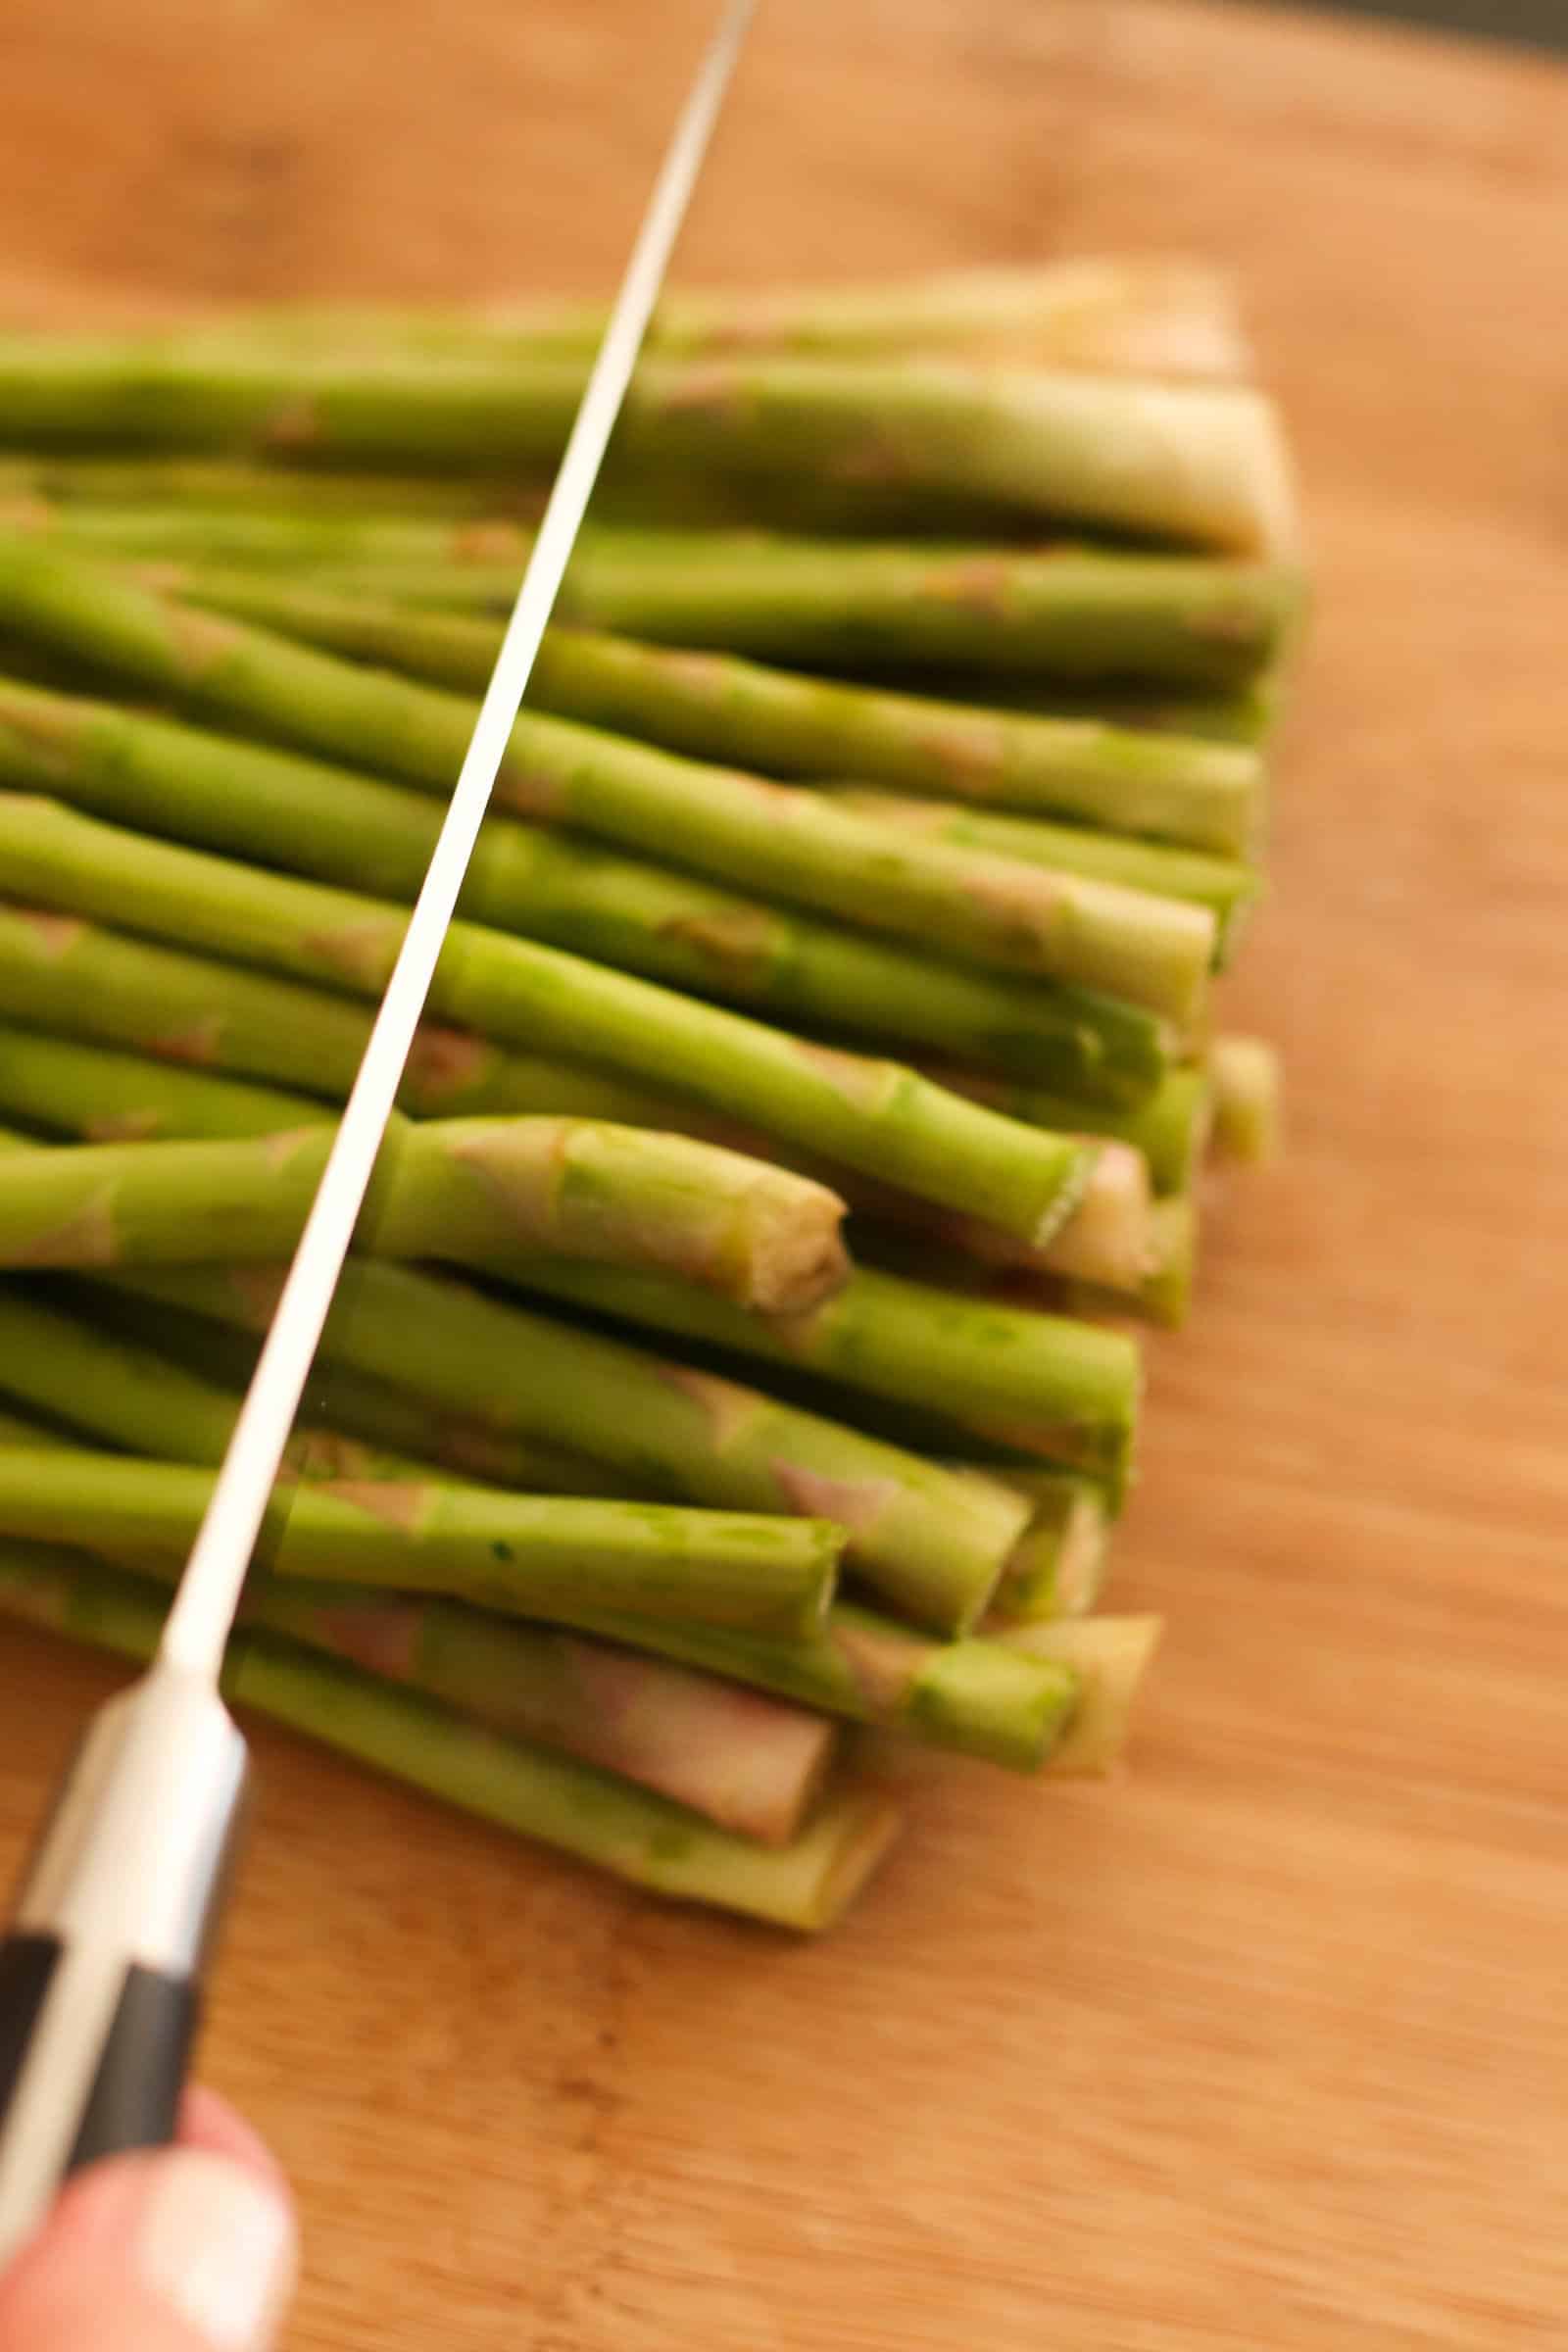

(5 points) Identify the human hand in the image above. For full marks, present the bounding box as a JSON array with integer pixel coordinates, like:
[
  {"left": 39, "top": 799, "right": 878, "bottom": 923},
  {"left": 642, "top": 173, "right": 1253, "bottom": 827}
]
[{"left": 0, "top": 2088, "right": 297, "bottom": 2351}]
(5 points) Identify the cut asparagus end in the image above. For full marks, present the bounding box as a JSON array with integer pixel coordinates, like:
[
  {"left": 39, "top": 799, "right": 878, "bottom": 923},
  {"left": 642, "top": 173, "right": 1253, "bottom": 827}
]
[
  {"left": 985, "top": 1472, "right": 1111, "bottom": 1624},
  {"left": 1209, "top": 1034, "right": 1283, "bottom": 1165},
  {"left": 1038, "top": 1142, "right": 1154, "bottom": 1292},
  {"left": 1001, "top": 1614, "right": 1163, "bottom": 1775}
]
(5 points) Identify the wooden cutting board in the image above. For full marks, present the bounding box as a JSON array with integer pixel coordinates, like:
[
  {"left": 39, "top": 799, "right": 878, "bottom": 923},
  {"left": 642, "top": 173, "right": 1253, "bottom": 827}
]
[{"left": 3, "top": 3, "right": 1566, "bottom": 2343}]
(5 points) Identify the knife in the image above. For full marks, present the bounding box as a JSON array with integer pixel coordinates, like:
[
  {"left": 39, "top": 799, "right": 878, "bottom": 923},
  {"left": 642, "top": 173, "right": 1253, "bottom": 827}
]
[{"left": 0, "top": 0, "right": 755, "bottom": 2263}]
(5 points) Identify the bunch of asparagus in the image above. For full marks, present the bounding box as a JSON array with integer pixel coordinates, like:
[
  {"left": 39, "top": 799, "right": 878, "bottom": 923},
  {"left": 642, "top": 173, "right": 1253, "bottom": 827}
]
[{"left": 0, "top": 258, "right": 1292, "bottom": 1930}]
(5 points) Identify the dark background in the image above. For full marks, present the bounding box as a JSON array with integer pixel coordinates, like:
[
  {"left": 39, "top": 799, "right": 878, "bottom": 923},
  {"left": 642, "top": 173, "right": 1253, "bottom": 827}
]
[{"left": 1298, "top": 0, "right": 1566, "bottom": 48}]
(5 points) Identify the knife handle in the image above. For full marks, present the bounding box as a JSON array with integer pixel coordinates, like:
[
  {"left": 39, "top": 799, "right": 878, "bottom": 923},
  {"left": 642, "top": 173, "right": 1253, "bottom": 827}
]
[
  {"left": 0, "top": 1933, "right": 198, "bottom": 2172},
  {"left": 0, "top": 1670, "right": 248, "bottom": 2263}
]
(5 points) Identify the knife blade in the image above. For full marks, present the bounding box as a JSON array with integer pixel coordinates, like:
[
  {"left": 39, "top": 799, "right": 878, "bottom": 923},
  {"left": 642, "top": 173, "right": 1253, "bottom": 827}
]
[{"left": 0, "top": 0, "right": 755, "bottom": 2262}]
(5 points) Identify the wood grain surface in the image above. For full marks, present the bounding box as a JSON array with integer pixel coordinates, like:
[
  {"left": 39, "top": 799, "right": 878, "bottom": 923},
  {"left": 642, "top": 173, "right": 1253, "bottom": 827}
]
[{"left": 2, "top": 4, "right": 1566, "bottom": 2344}]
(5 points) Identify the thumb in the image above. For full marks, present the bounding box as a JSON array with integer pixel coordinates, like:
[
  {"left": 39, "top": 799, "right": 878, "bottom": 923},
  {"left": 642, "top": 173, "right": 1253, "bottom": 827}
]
[{"left": 0, "top": 2142, "right": 297, "bottom": 2352}]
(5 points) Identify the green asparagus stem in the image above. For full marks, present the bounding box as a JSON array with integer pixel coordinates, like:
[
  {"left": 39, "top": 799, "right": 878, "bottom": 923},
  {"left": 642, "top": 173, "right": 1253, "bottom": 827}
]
[
  {"left": 0, "top": 1546, "right": 900, "bottom": 1929},
  {"left": 163, "top": 259, "right": 1249, "bottom": 377},
  {"left": 0, "top": 673, "right": 1186, "bottom": 1062},
  {"left": 146, "top": 523, "right": 1298, "bottom": 688},
  {"left": 0, "top": 901, "right": 554, "bottom": 1116},
  {"left": 0, "top": 1017, "right": 320, "bottom": 1142},
  {"left": 999, "top": 1616, "right": 1163, "bottom": 1773},
  {"left": 0, "top": 1286, "right": 1097, "bottom": 1773},
  {"left": 466, "top": 1253, "right": 1141, "bottom": 1491},
  {"left": 0, "top": 341, "right": 1294, "bottom": 549},
  {"left": 0, "top": 1414, "right": 834, "bottom": 1839},
  {"left": 161, "top": 591, "right": 1265, "bottom": 856},
  {"left": 0, "top": 457, "right": 528, "bottom": 517},
  {"left": 109, "top": 1258, "right": 1035, "bottom": 1637},
  {"left": 827, "top": 789, "right": 1259, "bottom": 958},
  {"left": 0, "top": 1446, "right": 841, "bottom": 1638},
  {"left": 0, "top": 797, "right": 1111, "bottom": 1239},
  {"left": 0, "top": 618, "right": 1213, "bottom": 1020},
  {"left": 1208, "top": 1034, "right": 1283, "bottom": 1164},
  {"left": 0, "top": 1284, "right": 241, "bottom": 1460},
  {"left": 567, "top": 1597, "right": 1078, "bottom": 1772},
  {"left": 239, "top": 1581, "right": 839, "bottom": 1843},
  {"left": 855, "top": 668, "right": 1286, "bottom": 747},
  {"left": 930, "top": 1062, "right": 1212, "bottom": 1197},
  {"left": 0, "top": 905, "right": 845, "bottom": 1134},
  {"left": 0, "top": 1115, "right": 850, "bottom": 1314}
]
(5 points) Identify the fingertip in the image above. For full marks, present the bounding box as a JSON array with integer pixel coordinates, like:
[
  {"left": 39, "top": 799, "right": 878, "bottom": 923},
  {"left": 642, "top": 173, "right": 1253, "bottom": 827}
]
[{"left": 178, "top": 2086, "right": 291, "bottom": 2202}]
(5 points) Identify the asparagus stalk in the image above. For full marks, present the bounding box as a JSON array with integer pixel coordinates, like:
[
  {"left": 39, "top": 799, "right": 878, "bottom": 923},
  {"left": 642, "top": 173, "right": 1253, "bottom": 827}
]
[
  {"left": 148, "top": 524, "right": 1297, "bottom": 689},
  {"left": 152, "top": 590, "right": 1267, "bottom": 856},
  {"left": 163, "top": 258, "right": 1250, "bottom": 376},
  {"left": 239, "top": 1581, "right": 839, "bottom": 1844},
  {"left": 0, "top": 798, "right": 1114, "bottom": 1241},
  {"left": 566, "top": 1597, "right": 1079, "bottom": 1773},
  {"left": 828, "top": 789, "right": 1259, "bottom": 958},
  {"left": 1208, "top": 1034, "right": 1283, "bottom": 1163},
  {"left": 0, "top": 1016, "right": 1154, "bottom": 1317},
  {"left": 91, "top": 1278, "right": 637, "bottom": 1497},
  {"left": 0, "top": 901, "right": 558, "bottom": 1117},
  {"left": 459, "top": 1253, "right": 1141, "bottom": 1491},
  {"left": 0, "top": 1409, "right": 833, "bottom": 1841},
  {"left": 858, "top": 668, "right": 1286, "bottom": 747},
  {"left": 0, "top": 1115, "right": 850, "bottom": 1314},
  {"left": 0, "top": 1284, "right": 241, "bottom": 1461},
  {"left": 0, "top": 1446, "right": 842, "bottom": 1639},
  {"left": 0, "top": 1378, "right": 1083, "bottom": 1775},
  {"left": 0, "top": 673, "right": 1189, "bottom": 1059},
  {"left": 0, "top": 1016, "right": 321, "bottom": 1142},
  {"left": 109, "top": 1258, "right": 1035, "bottom": 1637},
  {"left": 0, "top": 623, "right": 1214, "bottom": 1022},
  {"left": 931, "top": 1062, "right": 1212, "bottom": 1197},
  {"left": 0, "top": 1547, "right": 900, "bottom": 1930},
  {"left": 0, "top": 342, "right": 1294, "bottom": 550}
]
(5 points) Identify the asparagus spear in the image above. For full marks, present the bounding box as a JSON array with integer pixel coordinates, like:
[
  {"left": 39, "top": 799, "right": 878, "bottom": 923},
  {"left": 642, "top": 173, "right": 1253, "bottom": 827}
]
[
  {"left": 0, "top": 1359, "right": 1086, "bottom": 1774},
  {"left": 0, "top": 673, "right": 1195, "bottom": 1052},
  {"left": 930, "top": 1062, "right": 1212, "bottom": 1197},
  {"left": 1208, "top": 1034, "right": 1283, "bottom": 1163},
  {"left": 0, "top": 798, "right": 1114, "bottom": 1241},
  {"left": 149, "top": 590, "right": 1266, "bottom": 855},
  {"left": 160, "top": 258, "right": 1250, "bottom": 376},
  {"left": 0, "top": 1446, "right": 841, "bottom": 1639},
  {"left": 454, "top": 1253, "right": 1142, "bottom": 1491},
  {"left": 0, "top": 342, "right": 1294, "bottom": 550},
  {"left": 0, "top": 1016, "right": 1151, "bottom": 1317},
  {"left": 0, "top": 902, "right": 555, "bottom": 1116},
  {"left": 110, "top": 1258, "right": 1035, "bottom": 1637},
  {"left": 0, "top": 1393, "right": 839, "bottom": 1838},
  {"left": 238, "top": 1580, "right": 839, "bottom": 1844},
  {"left": 0, "top": 514, "right": 1292, "bottom": 702},
  {"left": 0, "top": 621, "right": 1215, "bottom": 1026},
  {"left": 150, "top": 525, "right": 1296, "bottom": 689},
  {"left": 0, "top": 1016, "right": 320, "bottom": 1143},
  {"left": 0, "top": 1546, "right": 901, "bottom": 1931},
  {"left": 828, "top": 789, "right": 1259, "bottom": 958},
  {"left": 0, "top": 1114, "right": 850, "bottom": 1314},
  {"left": 0, "top": 1284, "right": 240, "bottom": 1461}
]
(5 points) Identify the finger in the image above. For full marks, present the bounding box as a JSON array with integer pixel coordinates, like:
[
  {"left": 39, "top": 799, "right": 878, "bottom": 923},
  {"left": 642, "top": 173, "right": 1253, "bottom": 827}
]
[
  {"left": 0, "top": 2143, "right": 297, "bottom": 2352},
  {"left": 178, "top": 2085, "right": 290, "bottom": 2195}
]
